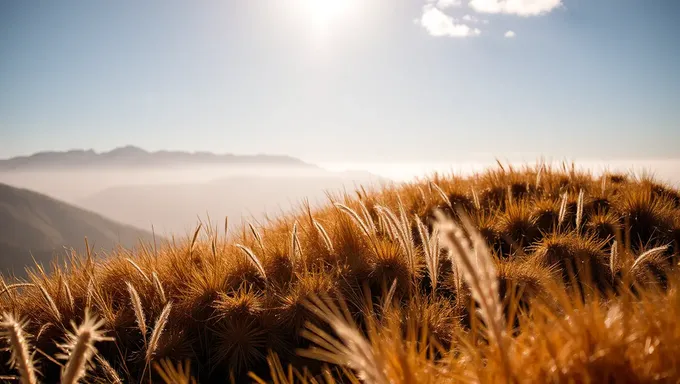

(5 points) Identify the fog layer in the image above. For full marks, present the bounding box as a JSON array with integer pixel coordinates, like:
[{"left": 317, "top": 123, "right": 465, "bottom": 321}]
[{"left": 0, "top": 164, "right": 384, "bottom": 236}]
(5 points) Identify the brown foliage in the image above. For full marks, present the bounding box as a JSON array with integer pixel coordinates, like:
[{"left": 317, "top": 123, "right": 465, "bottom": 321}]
[{"left": 2, "top": 163, "right": 680, "bottom": 383}]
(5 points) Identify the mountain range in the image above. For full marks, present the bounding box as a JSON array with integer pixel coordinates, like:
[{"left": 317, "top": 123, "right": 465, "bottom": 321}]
[
  {"left": 0, "top": 146, "right": 386, "bottom": 275},
  {"left": 0, "top": 145, "right": 310, "bottom": 170}
]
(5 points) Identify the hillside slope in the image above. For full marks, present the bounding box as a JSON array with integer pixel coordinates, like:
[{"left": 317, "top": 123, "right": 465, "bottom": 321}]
[
  {"left": 2, "top": 164, "right": 680, "bottom": 383},
  {"left": 0, "top": 183, "right": 157, "bottom": 275}
]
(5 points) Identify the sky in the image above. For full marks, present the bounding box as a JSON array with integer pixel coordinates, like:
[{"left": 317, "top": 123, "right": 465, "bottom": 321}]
[{"left": 1, "top": 0, "right": 679, "bottom": 164}]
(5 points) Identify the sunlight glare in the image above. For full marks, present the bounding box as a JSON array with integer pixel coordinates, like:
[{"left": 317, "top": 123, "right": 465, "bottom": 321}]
[{"left": 299, "top": 0, "right": 356, "bottom": 38}]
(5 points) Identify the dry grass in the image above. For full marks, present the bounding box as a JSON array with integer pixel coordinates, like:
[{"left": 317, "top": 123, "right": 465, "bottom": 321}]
[
  {"left": 1, "top": 163, "right": 680, "bottom": 383},
  {"left": 0, "top": 313, "right": 37, "bottom": 384}
]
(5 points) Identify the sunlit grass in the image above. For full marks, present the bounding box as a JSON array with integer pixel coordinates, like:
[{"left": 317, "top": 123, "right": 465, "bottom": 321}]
[{"left": 1, "top": 161, "right": 679, "bottom": 382}]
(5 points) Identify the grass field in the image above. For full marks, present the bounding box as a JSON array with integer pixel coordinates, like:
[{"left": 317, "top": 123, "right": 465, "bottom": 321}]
[{"left": 2, "top": 161, "right": 680, "bottom": 383}]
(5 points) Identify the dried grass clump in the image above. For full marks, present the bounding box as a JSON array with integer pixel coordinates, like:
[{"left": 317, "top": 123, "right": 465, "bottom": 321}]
[
  {"left": 614, "top": 186, "right": 676, "bottom": 250},
  {"left": 531, "top": 198, "right": 560, "bottom": 233},
  {"left": 211, "top": 315, "right": 269, "bottom": 375},
  {"left": 395, "top": 295, "right": 462, "bottom": 349},
  {"left": 494, "top": 201, "right": 539, "bottom": 254},
  {"left": 495, "top": 258, "right": 556, "bottom": 310},
  {"left": 2, "top": 163, "right": 680, "bottom": 383},
  {"left": 587, "top": 211, "right": 621, "bottom": 242},
  {"left": 276, "top": 271, "right": 339, "bottom": 339},
  {"left": 211, "top": 285, "right": 264, "bottom": 322},
  {"left": 363, "top": 239, "right": 417, "bottom": 298},
  {"left": 530, "top": 232, "right": 613, "bottom": 293}
]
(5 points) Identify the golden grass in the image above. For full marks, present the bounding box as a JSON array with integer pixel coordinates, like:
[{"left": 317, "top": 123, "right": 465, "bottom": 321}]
[{"left": 1, "top": 162, "right": 680, "bottom": 383}]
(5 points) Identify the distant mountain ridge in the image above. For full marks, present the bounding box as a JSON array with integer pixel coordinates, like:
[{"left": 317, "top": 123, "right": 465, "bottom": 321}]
[
  {"left": 0, "top": 182, "right": 158, "bottom": 276},
  {"left": 0, "top": 146, "right": 311, "bottom": 170}
]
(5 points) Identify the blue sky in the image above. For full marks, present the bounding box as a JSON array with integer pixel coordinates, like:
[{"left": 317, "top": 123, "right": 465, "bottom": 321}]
[{"left": 1, "top": 0, "right": 679, "bottom": 163}]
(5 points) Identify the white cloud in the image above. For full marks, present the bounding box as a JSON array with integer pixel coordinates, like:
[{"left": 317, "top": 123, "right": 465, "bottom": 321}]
[
  {"left": 469, "top": 0, "right": 562, "bottom": 16},
  {"left": 418, "top": 5, "right": 480, "bottom": 37},
  {"left": 504, "top": 30, "right": 516, "bottom": 37},
  {"left": 435, "top": 0, "right": 463, "bottom": 8},
  {"left": 462, "top": 14, "right": 489, "bottom": 24}
]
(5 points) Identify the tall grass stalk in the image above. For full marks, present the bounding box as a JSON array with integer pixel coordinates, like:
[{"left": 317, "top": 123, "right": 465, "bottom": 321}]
[
  {"left": 235, "top": 244, "right": 267, "bottom": 281},
  {"left": 58, "top": 311, "right": 111, "bottom": 384},
  {"left": 0, "top": 313, "right": 38, "bottom": 384}
]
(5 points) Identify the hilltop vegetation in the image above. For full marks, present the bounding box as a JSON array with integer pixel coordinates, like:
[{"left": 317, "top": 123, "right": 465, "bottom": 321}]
[
  {"left": 0, "top": 183, "right": 157, "bottom": 276},
  {"left": 1, "top": 163, "right": 680, "bottom": 383}
]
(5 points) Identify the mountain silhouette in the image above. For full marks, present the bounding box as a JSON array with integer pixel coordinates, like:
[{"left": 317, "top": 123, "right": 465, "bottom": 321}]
[{"left": 0, "top": 146, "right": 311, "bottom": 170}]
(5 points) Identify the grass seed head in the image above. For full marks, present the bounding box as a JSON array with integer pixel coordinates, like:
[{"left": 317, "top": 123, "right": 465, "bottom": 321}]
[
  {"left": 58, "top": 311, "right": 112, "bottom": 384},
  {"left": 0, "top": 313, "right": 38, "bottom": 384}
]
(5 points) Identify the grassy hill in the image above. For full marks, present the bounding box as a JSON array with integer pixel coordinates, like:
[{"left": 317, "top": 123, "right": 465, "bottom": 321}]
[
  {"left": 0, "top": 183, "right": 158, "bottom": 276},
  {"left": 1, "top": 163, "right": 680, "bottom": 383}
]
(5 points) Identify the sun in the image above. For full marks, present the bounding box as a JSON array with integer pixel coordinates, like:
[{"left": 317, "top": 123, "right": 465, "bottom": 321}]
[
  {"left": 307, "top": 0, "right": 350, "bottom": 22},
  {"left": 299, "top": 0, "right": 356, "bottom": 35}
]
